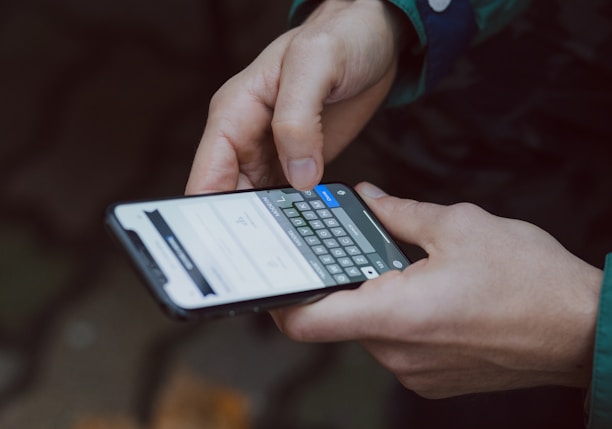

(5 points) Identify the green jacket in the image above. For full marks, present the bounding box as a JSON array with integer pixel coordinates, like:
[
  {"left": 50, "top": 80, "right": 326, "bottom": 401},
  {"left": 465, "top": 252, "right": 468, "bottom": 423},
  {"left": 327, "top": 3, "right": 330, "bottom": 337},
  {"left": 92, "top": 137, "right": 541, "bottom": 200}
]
[
  {"left": 290, "top": 0, "right": 529, "bottom": 105},
  {"left": 591, "top": 255, "right": 612, "bottom": 428},
  {"left": 290, "top": 1, "right": 612, "bottom": 427}
]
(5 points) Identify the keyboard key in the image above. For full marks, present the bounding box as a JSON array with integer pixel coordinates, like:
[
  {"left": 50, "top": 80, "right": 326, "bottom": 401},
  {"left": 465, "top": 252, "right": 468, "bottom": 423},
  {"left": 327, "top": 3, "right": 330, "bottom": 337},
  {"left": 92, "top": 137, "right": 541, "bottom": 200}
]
[
  {"left": 360, "top": 266, "right": 379, "bottom": 279},
  {"left": 312, "top": 245, "right": 328, "bottom": 255},
  {"left": 333, "top": 207, "right": 376, "bottom": 253},
  {"left": 338, "top": 236, "right": 354, "bottom": 246},
  {"left": 305, "top": 236, "right": 321, "bottom": 245},
  {"left": 319, "top": 254, "right": 334, "bottom": 264},
  {"left": 269, "top": 190, "right": 304, "bottom": 208},
  {"left": 303, "top": 211, "right": 317, "bottom": 220},
  {"left": 331, "top": 248, "right": 346, "bottom": 258},
  {"left": 284, "top": 208, "right": 299, "bottom": 217},
  {"left": 330, "top": 227, "right": 347, "bottom": 237},
  {"left": 309, "top": 220, "right": 325, "bottom": 229},
  {"left": 323, "top": 218, "right": 340, "bottom": 228},
  {"left": 345, "top": 246, "right": 361, "bottom": 255},
  {"left": 291, "top": 218, "right": 306, "bottom": 227},
  {"left": 334, "top": 273, "right": 350, "bottom": 284},
  {"left": 345, "top": 266, "right": 361, "bottom": 277},
  {"left": 337, "top": 257, "right": 353, "bottom": 267},
  {"left": 295, "top": 202, "right": 310, "bottom": 211},
  {"left": 310, "top": 200, "right": 326, "bottom": 209},
  {"left": 367, "top": 253, "right": 389, "bottom": 272},
  {"left": 353, "top": 255, "right": 368, "bottom": 265},
  {"left": 327, "top": 264, "right": 342, "bottom": 274},
  {"left": 323, "top": 238, "right": 339, "bottom": 248},
  {"left": 316, "top": 209, "right": 332, "bottom": 218},
  {"left": 297, "top": 227, "right": 314, "bottom": 236},
  {"left": 316, "top": 229, "right": 332, "bottom": 239}
]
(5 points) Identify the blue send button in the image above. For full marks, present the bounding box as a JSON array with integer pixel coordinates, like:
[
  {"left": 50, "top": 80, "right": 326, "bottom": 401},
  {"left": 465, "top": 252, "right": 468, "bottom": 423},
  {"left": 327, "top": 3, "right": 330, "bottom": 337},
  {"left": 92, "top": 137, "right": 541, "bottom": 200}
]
[{"left": 314, "top": 184, "right": 340, "bottom": 208}]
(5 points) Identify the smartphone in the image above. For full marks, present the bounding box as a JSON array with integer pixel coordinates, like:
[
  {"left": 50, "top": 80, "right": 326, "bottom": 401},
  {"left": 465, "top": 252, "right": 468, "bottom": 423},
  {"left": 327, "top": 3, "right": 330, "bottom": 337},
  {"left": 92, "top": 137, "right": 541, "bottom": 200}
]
[{"left": 105, "top": 182, "right": 410, "bottom": 320}]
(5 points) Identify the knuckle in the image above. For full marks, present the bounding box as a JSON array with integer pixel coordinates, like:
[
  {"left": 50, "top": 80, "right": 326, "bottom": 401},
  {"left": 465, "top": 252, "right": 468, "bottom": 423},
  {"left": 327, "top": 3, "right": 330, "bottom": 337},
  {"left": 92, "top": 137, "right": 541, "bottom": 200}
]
[
  {"left": 208, "top": 89, "right": 223, "bottom": 111},
  {"left": 270, "top": 118, "right": 304, "bottom": 140},
  {"left": 208, "top": 74, "right": 244, "bottom": 112},
  {"left": 270, "top": 118, "right": 323, "bottom": 157},
  {"left": 290, "top": 29, "right": 340, "bottom": 57},
  {"left": 448, "top": 201, "right": 484, "bottom": 218},
  {"left": 208, "top": 81, "right": 232, "bottom": 111},
  {"left": 442, "top": 202, "right": 488, "bottom": 231}
]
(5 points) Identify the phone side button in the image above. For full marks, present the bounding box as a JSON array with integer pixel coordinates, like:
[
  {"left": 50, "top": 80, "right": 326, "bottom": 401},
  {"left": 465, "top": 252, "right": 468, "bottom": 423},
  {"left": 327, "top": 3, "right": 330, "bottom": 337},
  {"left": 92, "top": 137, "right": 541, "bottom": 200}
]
[{"left": 228, "top": 310, "right": 237, "bottom": 317}]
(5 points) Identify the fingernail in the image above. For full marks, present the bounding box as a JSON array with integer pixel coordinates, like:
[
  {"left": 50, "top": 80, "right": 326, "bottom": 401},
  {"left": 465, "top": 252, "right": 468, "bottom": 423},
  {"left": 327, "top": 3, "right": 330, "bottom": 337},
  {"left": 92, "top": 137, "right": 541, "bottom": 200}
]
[
  {"left": 288, "top": 158, "right": 317, "bottom": 189},
  {"left": 359, "top": 182, "right": 388, "bottom": 199}
]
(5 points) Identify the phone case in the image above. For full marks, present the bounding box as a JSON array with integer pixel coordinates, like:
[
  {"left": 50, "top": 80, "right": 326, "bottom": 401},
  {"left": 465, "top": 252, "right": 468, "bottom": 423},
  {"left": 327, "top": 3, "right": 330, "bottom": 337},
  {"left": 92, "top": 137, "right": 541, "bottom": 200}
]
[{"left": 105, "top": 183, "right": 409, "bottom": 321}]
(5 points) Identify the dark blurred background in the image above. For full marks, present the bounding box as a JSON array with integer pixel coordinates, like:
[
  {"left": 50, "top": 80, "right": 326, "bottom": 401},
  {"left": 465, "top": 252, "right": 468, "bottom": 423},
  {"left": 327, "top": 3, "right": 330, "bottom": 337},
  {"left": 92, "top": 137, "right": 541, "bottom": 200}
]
[
  {"left": 0, "top": 2, "right": 403, "bottom": 428},
  {"left": 1, "top": 1, "right": 611, "bottom": 428}
]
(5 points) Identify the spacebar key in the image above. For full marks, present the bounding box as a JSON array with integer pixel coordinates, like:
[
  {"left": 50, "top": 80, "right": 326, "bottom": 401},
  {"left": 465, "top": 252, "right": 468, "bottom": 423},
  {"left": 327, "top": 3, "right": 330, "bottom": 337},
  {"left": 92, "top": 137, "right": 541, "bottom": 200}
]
[{"left": 331, "top": 208, "right": 375, "bottom": 254}]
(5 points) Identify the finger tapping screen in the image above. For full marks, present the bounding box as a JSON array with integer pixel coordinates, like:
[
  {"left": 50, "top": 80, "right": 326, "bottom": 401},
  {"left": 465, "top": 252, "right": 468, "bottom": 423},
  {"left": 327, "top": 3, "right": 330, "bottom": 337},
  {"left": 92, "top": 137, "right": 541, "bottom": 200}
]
[{"left": 113, "top": 184, "right": 408, "bottom": 309}]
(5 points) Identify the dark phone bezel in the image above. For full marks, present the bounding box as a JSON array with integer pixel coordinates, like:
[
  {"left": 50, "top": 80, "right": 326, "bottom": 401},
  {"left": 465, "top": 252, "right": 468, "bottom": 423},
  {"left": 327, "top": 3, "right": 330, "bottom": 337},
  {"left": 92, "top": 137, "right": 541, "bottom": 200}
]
[{"left": 104, "top": 182, "right": 409, "bottom": 321}]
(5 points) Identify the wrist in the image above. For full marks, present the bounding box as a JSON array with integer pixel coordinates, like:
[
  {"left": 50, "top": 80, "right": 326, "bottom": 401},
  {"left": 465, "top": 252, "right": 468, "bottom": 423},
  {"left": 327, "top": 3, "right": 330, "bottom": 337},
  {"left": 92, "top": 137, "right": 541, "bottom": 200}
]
[
  {"left": 561, "top": 262, "right": 602, "bottom": 388},
  {"left": 378, "top": 0, "right": 417, "bottom": 53}
]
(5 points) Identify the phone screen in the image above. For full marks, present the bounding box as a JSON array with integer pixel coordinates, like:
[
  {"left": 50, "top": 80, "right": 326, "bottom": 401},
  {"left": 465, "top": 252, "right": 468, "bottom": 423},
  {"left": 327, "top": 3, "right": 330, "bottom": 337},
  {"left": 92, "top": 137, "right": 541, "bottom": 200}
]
[{"left": 107, "top": 183, "right": 409, "bottom": 318}]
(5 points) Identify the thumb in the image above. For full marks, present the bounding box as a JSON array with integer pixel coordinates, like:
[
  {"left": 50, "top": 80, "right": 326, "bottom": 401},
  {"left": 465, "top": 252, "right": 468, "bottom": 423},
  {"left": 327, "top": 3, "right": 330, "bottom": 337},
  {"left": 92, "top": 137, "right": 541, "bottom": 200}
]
[{"left": 355, "top": 182, "right": 442, "bottom": 252}]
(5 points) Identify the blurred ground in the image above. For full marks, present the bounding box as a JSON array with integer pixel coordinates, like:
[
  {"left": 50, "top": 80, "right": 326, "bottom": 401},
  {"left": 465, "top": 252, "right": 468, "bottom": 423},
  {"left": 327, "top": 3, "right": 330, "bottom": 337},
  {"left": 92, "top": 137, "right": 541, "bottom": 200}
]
[{"left": 1, "top": 1, "right": 611, "bottom": 429}]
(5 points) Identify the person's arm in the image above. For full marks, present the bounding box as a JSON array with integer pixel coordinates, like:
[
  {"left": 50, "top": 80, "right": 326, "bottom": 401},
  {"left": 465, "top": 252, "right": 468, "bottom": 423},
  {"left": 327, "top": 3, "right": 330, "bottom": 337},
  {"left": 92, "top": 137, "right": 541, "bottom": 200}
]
[
  {"left": 272, "top": 182, "right": 603, "bottom": 398},
  {"left": 186, "top": 0, "right": 531, "bottom": 195},
  {"left": 588, "top": 254, "right": 612, "bottom": 429},
  {"left": 291, "top": 0, "right": 531, "bottom": 105}
]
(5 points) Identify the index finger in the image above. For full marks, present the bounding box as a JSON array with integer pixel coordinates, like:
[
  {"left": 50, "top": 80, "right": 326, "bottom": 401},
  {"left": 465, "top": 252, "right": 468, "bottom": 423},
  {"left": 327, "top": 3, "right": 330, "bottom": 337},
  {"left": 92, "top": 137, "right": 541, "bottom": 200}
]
[{"left": 185, "top": 85, "right": 273, "bottom": 195}]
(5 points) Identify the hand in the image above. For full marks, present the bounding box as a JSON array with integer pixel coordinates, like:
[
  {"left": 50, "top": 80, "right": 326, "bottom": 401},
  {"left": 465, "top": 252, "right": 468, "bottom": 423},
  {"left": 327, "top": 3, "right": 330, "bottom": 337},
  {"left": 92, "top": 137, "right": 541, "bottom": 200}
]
[
  {"left": 272, "top": 182, "right": 603, "bottom": 398},
  {"left": 185, "top": 0, "right": 405, "bottom": 194}
]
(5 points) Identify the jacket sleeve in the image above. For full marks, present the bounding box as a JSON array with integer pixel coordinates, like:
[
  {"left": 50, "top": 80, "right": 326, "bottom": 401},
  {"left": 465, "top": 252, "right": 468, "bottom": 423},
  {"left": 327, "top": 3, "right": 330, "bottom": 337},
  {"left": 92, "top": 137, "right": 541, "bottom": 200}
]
[
  {"left": 289, "top": 0, "right": 530, "bottom": 106},
  {"left": 588, "top": 252, "right": 612, "bottom": 429}
]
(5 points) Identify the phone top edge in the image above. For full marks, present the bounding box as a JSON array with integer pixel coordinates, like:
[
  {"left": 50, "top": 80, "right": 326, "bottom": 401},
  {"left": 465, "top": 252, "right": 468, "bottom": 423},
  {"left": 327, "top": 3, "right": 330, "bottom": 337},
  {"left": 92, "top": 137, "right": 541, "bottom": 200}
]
[{"left": 105, "top": 182, "right": 354, "bottom": 207}]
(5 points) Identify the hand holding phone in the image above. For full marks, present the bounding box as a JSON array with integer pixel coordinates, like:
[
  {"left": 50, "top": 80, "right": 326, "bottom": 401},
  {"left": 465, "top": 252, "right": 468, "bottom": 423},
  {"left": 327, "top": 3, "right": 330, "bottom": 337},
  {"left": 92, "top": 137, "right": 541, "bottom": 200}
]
[
  {"left": 105, "top": 183, "right": 410, "bottom": 320},
  {"left": 272, "top": 182, "right": 602, "bottom": 399}
]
